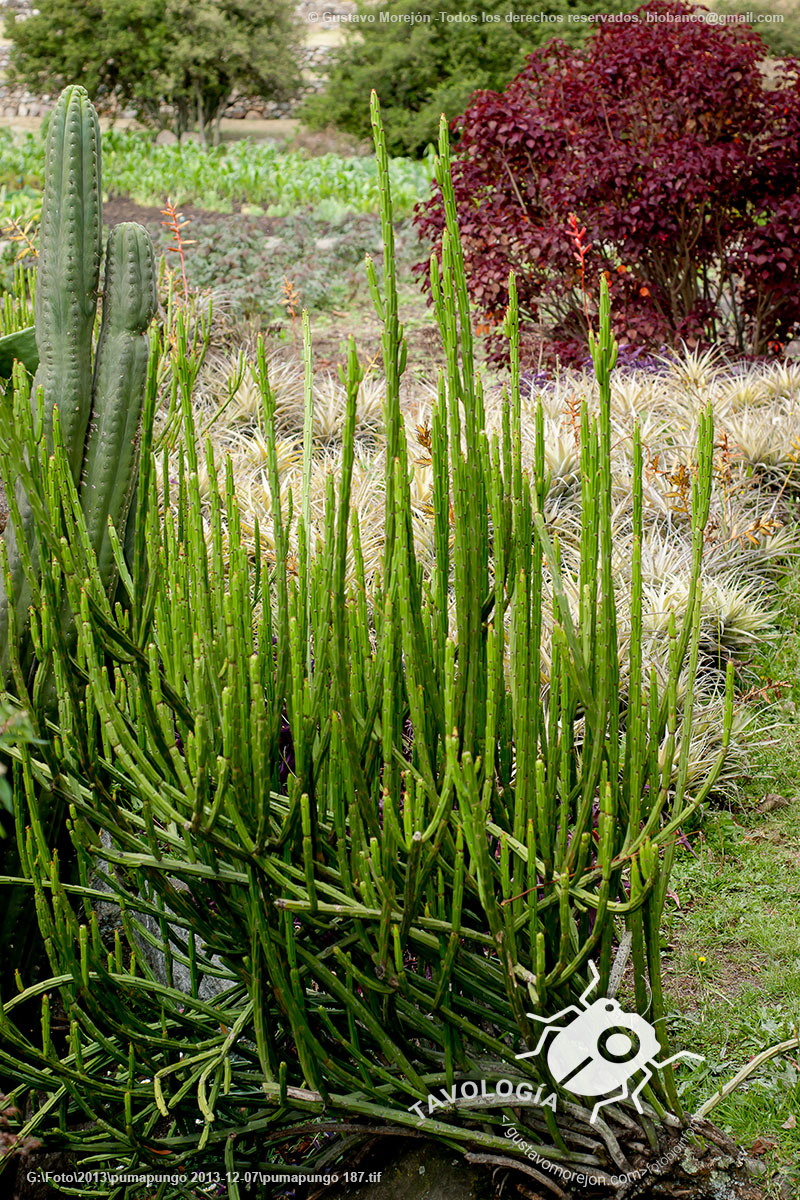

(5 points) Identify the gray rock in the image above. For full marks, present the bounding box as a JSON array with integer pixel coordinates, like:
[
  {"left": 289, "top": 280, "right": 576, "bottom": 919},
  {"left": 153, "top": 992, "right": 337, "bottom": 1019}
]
[
  {"left": 91, "top": 830, "right": 234, "bottom": 1002},
  {"left": 155, "top": 128, "right": 178, "bottom": 145},
  {"left": 135, "top": 893, "right": 232, "bottom": 1002}
]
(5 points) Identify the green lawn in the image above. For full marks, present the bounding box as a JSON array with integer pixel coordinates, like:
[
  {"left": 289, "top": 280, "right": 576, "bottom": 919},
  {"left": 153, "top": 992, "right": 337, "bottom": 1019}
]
[{"left": 652, "top": 559, "right": 800, "bottom": 1196}]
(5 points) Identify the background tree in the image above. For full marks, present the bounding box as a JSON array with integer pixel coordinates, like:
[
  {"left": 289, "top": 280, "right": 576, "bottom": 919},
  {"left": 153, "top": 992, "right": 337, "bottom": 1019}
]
[
  {"left": 162, "top": 0, "right": 302, "bottom": 146},
  {"left": 300, "top": 0, "right": 641, "bottom": 158},
  {"left": 5, "top": 0, "right": 302, "bottom": 144}
]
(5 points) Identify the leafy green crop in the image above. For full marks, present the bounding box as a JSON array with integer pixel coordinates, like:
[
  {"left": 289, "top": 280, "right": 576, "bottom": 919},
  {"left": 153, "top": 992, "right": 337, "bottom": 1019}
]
[{"left": 0, "top": 126, "right": 434, "bottom": 218}]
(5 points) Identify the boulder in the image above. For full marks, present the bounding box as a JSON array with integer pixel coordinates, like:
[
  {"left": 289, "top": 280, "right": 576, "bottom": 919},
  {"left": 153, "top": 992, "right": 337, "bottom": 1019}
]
[{"left": 91, "top": 830, "right": 234, "bottom": 1003}]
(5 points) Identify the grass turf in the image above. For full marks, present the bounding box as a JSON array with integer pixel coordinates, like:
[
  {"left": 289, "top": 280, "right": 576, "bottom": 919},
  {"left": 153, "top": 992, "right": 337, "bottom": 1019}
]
[{"left": 654, "top": 555, "right": 800, "bottom": 1196}]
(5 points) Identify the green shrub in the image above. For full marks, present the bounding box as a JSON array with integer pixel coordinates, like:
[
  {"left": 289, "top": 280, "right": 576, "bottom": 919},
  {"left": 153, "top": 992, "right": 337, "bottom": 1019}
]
[
  {"left": 300, "top": 0, "right": 641, "bottom": 158},
  {"left": 712, "top": 0, "right": 800, "bottom": 58}
]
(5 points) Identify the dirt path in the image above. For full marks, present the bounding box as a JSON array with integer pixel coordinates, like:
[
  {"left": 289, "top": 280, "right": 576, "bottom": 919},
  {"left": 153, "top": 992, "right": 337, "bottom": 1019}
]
[{"left": 0, "top": 114, "right": 301, "bottom": 144}]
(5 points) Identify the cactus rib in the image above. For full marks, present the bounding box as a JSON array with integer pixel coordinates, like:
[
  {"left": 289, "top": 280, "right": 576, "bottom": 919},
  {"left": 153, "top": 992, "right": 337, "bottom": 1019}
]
[
  {"left": 79, "top": 222, "right": 157, "bottom": 597},
  {"left": 33, "top": 84, "right": 102, "bottom": 474},
  {"left": 0, "top": 84, "right": 102, "bottom": 688}
]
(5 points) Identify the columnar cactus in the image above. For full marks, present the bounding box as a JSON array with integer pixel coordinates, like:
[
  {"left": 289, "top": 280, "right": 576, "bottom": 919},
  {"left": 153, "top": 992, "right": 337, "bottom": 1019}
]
[{"left": 0, "top": 85, "right": 157, "bottom": 694}]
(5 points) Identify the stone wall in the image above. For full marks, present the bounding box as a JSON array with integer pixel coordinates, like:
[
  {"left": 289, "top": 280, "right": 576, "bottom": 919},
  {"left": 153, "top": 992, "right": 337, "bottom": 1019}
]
[{"left": 0, "top": 0, "right": 358, "bottom": 122}]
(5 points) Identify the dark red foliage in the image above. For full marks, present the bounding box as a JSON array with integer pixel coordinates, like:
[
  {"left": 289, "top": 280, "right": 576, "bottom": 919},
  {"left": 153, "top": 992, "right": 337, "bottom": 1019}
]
[{"left": 413, "top": 0, "right": 800, "bottom": 365}]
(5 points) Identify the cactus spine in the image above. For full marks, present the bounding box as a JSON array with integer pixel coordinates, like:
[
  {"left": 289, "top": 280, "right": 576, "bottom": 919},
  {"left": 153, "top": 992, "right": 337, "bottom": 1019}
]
[{"left": 0, "top": 86, "right": 157, "bottom": 693}]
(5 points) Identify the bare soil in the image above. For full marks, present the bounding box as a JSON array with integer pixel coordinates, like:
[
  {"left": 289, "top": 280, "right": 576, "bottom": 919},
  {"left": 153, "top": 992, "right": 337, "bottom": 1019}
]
[
  {"left": 100, "top": 196, "right": 449, "bottom": 388},
  {"left": 101, "top": 196, "right": 283, "bottom": 237},
  {"left": 0, "top": 114, "right": 301, "bottom": 144},
  {"left": 304, "top": 1120, "right": 770, "bottom": 1200}
]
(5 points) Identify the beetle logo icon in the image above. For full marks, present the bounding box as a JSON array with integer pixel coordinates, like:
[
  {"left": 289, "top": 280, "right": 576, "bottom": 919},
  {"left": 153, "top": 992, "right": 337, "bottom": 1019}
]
[{"left": 516, "top": 961, "right": 703, "bottom": 1125}]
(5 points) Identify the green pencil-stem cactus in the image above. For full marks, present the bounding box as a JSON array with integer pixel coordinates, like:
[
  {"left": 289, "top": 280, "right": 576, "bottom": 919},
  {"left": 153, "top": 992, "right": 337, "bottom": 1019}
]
[
  {"left": 0, "top": 97, "right": 740, "bottom": 1194},
  {"left": 0, "top": 84, "right": 157, "bottom": 696}
]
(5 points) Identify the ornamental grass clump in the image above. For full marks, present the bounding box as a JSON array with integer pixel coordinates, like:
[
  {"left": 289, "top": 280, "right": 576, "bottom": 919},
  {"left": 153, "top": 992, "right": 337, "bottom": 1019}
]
[
  {"left": 0, "top": 95, "right": 744, "bottom": 1196},
  {"left": 194, "top": 345, "right": 793, "bottom": 792}
]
